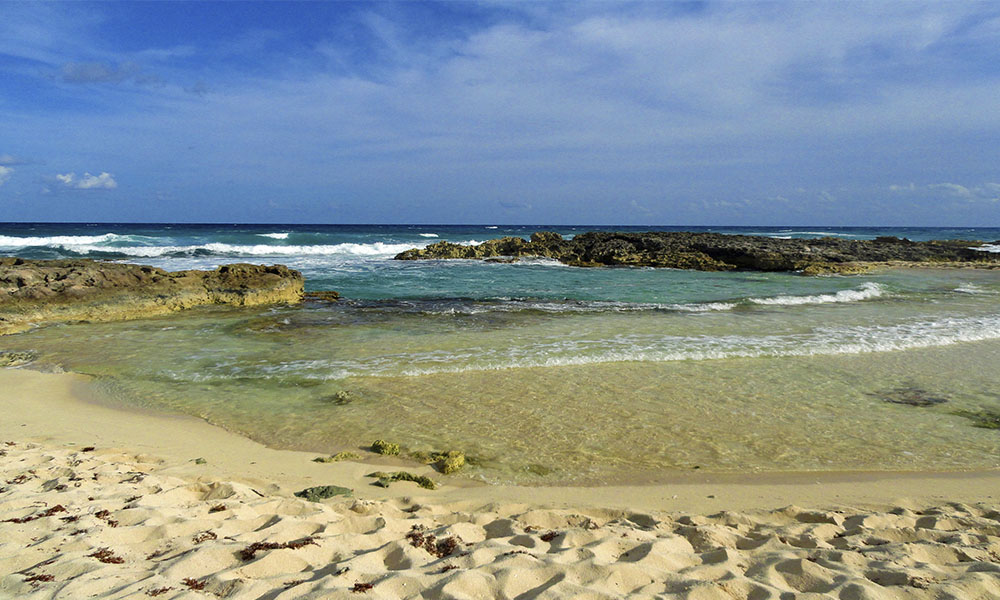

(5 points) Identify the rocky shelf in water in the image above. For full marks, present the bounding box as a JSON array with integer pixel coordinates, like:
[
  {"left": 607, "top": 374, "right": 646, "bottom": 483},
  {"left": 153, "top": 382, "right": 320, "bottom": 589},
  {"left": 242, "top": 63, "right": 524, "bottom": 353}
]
[
  {"left": 0, "top": 258, "right": 305, "bottom": 335},
  {"left": 395, "top": 231, "right": 1000, "bottom": 273}
]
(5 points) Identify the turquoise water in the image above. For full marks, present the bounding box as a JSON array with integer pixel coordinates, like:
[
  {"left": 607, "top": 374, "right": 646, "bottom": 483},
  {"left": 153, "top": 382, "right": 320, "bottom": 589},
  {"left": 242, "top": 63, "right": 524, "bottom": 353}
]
[{"left": 1, "top": 224, "right": 999, "bottom": 483}]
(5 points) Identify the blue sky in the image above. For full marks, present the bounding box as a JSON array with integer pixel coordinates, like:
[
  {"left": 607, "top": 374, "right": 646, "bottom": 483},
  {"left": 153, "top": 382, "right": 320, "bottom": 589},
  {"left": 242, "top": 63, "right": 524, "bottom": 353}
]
[{"left": 1, "top": 1, "right": 999, "bottom": 225}]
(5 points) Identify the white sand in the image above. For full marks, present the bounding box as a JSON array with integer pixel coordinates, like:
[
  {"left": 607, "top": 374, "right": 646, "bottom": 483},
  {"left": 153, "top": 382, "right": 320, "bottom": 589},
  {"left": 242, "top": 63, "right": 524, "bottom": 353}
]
[{"left": 2, "top": 369, "right": 999, "bottom": 599}]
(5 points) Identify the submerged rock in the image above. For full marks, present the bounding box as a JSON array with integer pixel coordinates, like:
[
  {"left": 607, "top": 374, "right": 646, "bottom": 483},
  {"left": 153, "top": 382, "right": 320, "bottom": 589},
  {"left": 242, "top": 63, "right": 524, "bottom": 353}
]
[
  {"left": 304, "top": 290, "right": 341, "bottom": 302},
  {"left": 0, "top": 258, "right": 304, "bottom": 334},
  {"left": 871, "top": 385, "right": 948, "bottom": 407},
  {"left": 394, "top": 231, "right": 1000, "bottom": 272},
  {"left": 294, "top": 485, "right": 353, "bottom": 501}
]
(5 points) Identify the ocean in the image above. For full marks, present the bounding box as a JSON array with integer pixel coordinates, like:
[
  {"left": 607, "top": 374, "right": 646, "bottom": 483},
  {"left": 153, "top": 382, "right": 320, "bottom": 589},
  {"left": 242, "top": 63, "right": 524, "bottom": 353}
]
[{"left": 2, "top": 223, "right": 999, "bottom": 484}]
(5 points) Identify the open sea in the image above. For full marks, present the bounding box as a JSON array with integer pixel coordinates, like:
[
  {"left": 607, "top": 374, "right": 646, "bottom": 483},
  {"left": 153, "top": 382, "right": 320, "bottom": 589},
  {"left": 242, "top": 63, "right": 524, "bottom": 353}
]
[{"left": 2, "top": 223, "right": 1000, "bottom": 484}]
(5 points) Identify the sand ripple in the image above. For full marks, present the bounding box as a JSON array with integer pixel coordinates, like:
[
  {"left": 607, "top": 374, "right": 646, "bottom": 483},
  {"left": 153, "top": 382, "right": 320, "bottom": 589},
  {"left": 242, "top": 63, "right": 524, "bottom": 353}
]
[{"left": 2, "top": 442, "right": 999, "bottom": 599}]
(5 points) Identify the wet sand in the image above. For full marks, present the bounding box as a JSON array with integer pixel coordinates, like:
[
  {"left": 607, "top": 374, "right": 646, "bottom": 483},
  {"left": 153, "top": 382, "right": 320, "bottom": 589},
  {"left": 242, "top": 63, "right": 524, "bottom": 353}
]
[{"left": 1, "top": 369, "right": 998, "bottom": 599}]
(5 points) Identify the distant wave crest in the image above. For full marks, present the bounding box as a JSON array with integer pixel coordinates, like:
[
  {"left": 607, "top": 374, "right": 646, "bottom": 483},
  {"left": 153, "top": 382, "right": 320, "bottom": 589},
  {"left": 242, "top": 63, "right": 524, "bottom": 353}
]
[
  {"left": 51, "top": 241, "right": 422, "bottom": 258},
  {"left": 0, "top": 233, "right": 127, "bottom": 247}
]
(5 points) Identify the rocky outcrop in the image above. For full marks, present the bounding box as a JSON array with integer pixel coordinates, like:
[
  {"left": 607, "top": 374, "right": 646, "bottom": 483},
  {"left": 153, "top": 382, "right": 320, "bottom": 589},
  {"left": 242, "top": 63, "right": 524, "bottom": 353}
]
[
  {"left": 0, "top": 258, "right": 304, "bottom": 334},
  {"left": 395, "top": 231, "right": 1000, "bottom": 273}
]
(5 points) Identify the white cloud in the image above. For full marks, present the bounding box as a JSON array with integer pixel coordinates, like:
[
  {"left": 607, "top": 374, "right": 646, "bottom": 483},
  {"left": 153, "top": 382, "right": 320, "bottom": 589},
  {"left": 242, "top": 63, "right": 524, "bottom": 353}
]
[
  {"left": 0, "top": 166, "right": 12, "bottom": 186},
  {"left": 56, "top": 171, "right": 117, "bottom": 189},
  {"left": 930, "top": 183, "right": 974, "bottom": 198}
]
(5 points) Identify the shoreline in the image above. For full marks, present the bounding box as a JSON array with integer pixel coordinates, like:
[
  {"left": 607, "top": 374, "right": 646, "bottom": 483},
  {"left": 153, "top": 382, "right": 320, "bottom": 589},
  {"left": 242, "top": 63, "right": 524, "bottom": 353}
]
[
  {"left": 3, "top": 369, "right": 999, "bottom": 598},
  {"left": 3, "top": 368, "right": 997, "bottom": 513}
]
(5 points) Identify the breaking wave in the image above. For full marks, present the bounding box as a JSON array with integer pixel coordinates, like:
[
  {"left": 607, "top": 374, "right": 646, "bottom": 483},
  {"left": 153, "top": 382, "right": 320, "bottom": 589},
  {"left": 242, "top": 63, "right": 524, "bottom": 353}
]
[
  {"left": 748, "top": 282, "right": 885, "bottom": 306},
  {"left": 35, "top": 241, "right": 427, "bottom": 258},
  {"left": 164, "top": 312, "right": 1000, "bottom": 382},
  {"left": 258, "top": 232, "right": 290, "bottom": 239},
  {"left": 0, "top": 233, "right": 131, "bottom": 247}
]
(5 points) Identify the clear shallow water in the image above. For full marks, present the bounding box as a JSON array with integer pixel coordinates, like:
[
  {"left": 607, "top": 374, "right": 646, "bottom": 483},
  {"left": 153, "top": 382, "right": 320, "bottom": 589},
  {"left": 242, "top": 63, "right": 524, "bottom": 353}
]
[{"left": 1, "top": 223, "right": 999, "bottom": 484}]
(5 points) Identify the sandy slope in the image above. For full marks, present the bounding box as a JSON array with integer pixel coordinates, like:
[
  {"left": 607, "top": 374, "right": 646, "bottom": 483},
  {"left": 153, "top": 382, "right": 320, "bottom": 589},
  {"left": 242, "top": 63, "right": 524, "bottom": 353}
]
[{"left": 1, "top": 369, "right": 999, "bottom": 599}]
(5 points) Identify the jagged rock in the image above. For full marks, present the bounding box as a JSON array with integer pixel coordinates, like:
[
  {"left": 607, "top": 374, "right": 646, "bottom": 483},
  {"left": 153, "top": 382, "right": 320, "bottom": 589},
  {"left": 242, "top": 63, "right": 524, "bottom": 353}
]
[
  {"left": 0, "top": 258, "right": 304, "bottom": 334},
  {"left": 395, "top": 232, "right": 1000, "bottom": 273},
  {"left": 305, "top": 290, "right": 341, "bottom": 302}
]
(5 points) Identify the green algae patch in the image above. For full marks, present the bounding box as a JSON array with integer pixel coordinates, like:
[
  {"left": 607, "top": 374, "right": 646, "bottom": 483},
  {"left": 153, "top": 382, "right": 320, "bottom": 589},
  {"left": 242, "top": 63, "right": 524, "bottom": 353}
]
[
  {"left": 365, "top": 471, "right": 436, "bottom": 490},
  {"left": 406, "top": 449, "right": 466, "bottom": 474},
  {"left": 294, "top": 485, "right": 353, "bottom": 501},
  {"left": 952, "top": 409, "right": 1000, "bottom": 430},
  {"left": 371, "top": 439, "right": 401, "bottom": 455},
  {"left": 313, "top": 451, "right": 361, "bottom": 463},
  {"left": 432, "top": 451, "right": 465, "bottom": 474}
]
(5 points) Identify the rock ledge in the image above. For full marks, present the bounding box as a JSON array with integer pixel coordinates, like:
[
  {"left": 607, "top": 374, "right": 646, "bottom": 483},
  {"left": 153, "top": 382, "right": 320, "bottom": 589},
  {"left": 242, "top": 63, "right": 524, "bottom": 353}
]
[
  {"left": 395, "top": 231, "right": 1000, "bottom": 273},
  {"left": 0, "top": 258, "right": 304, "bottom": 334}
]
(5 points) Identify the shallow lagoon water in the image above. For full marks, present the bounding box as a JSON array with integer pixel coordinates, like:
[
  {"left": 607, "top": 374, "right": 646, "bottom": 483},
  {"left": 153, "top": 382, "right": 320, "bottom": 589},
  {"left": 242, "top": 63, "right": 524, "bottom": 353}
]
[{"left": 3, "top": 250, "right": 999, "bottom": 484}]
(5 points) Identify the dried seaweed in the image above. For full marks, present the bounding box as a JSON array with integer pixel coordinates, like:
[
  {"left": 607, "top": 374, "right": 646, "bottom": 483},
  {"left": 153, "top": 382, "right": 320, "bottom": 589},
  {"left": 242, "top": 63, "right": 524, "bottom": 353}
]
[
  {"left": 239, "top": 537, "right": 317, "bottom": 561},
  {"left": 88, "top": 548, "right": 125, "bottom": 564}
]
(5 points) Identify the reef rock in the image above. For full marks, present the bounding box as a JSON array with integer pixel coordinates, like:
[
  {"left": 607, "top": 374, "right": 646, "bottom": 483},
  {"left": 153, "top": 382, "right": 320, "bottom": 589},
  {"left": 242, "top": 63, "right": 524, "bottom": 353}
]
[
  {"left": 0, "top": 258, "right": 304, "bottom": 334},
  {"left": 395, "top": 231, "right": 1000, "bottom": 273}
]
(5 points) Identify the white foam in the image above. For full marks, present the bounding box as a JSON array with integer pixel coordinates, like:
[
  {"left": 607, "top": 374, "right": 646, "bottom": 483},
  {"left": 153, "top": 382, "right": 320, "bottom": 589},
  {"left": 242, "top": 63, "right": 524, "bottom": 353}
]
[
  {"left": 780, "top": 231, "right": 863, "bottom": 238},
  {"left": 670, "top": 301, "right": 739, "bottom": 312},
  {"left": 258, "top": 232, "right": 290, "bottom": 239},
  {"left": 749, "top": 282, "right": 885, "bottom": 306},
  {"left": 0, "top": 233, "right": 126, "bottom": 247},
  {"left": 419, "top": 233, "right": 438, "bottom": 238},
  {"left": 331, "top": 312, "right": 1000, "bottom": 379},
  {"left": 485, "top": 226, "right": 499, "bottom": 229},
  {"left": 973, "top": 244, "right": 1000, "bottom": 253},
  {"left": 955, "top": 283, "right": 998, "bottom": 295},
  {"left": 58, "top": 241, "right": 422, "bottom": 257}
]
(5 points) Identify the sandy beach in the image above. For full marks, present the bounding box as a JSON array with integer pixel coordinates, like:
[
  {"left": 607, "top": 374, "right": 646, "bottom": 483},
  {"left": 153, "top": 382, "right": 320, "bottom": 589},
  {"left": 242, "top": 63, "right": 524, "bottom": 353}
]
[{"left": 2, "top": 368, "right": 999, "bottom": 599}]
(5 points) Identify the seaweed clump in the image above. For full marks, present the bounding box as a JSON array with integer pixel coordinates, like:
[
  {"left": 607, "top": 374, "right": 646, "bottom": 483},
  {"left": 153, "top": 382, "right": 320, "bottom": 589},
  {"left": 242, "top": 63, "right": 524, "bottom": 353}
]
[
  {"left": 321, "top": 391, "right": 356, "bottom": 405},
  {"left": 313, "top": 451, "right": 361, "bottom": 463},
  {"left": 952, "top": 409, "right": 1000, "bottom": 429},
  {"left": 432, "top": 451, "right": 465, "bottom": 474},
  {"left": 870, "top": 385, "right": 948, "bottom": 407},
  {"left": 405, "top": 524, "right": 460, "bottom": 557},
  {"left": 370, "top": 439, "right": 400, "bottom": 455},
  {"left": 366, "top": 471, "right": 436, "bottom": 490},
  {"left": 0, "top": 351, "right": 37, "bottom": 367},
  {"left": 239, "top": 537, "right": 317, "bottom": 561},
  {"left": 294, "top": 485, "right": 353, "bottom": 502},
  {"left": 407, "top": 449, "right": 466, "bottom": 474}
]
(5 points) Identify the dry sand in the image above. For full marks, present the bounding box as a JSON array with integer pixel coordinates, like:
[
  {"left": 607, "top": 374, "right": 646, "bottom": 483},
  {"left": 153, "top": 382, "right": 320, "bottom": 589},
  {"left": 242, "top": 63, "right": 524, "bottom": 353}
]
[{"left": 1, "top": 369, "right": 999, "bottom": 599}]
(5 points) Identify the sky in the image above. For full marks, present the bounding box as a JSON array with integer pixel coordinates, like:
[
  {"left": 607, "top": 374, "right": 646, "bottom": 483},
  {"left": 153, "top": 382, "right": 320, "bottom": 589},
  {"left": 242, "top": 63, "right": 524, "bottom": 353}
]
[{"left": 1, "top": 1, "right": 999, "bottom": 226}]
